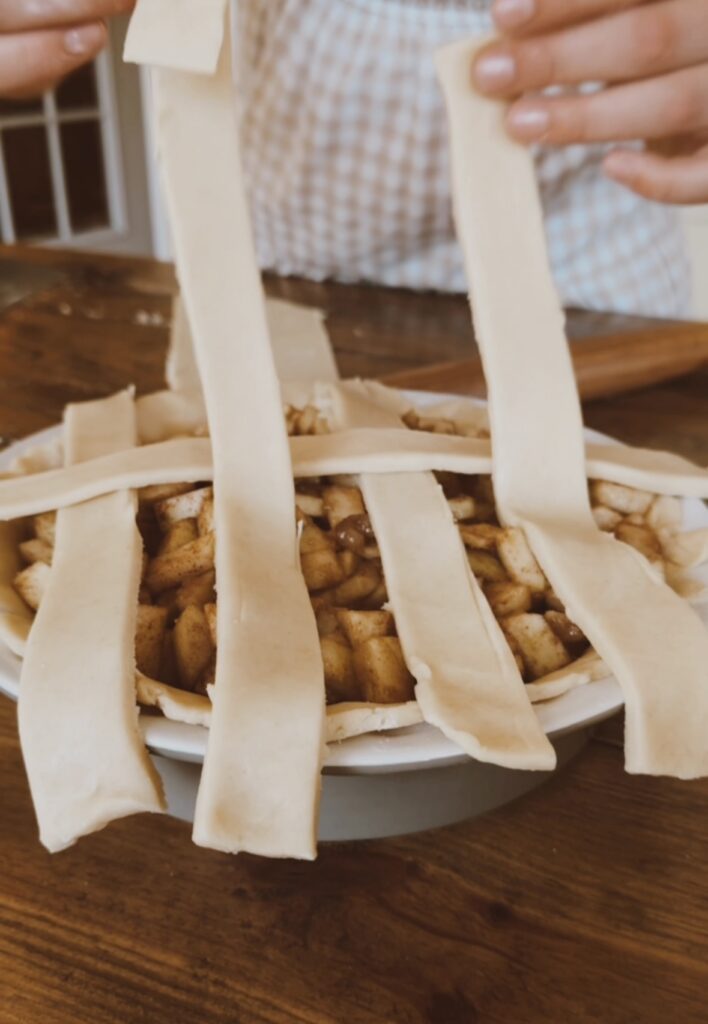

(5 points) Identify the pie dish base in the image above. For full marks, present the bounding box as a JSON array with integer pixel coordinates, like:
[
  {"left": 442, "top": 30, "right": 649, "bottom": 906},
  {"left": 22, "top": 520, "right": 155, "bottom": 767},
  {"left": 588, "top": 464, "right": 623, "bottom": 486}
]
[
  {"left": 154, "top": 729, "right": 587, "bottom": 841},
  {"left": 1, "top": 408, "right": 706, "bottom": 836}
]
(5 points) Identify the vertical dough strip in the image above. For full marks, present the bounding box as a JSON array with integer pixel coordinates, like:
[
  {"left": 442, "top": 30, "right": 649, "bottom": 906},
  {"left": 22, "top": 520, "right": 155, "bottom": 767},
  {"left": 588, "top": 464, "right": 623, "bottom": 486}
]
[
  {"left": 167, "top": 292, "right": 340, "bottom": 396},
  {"left": 166, "top": 295, "right": 203, "bottom": 399},
  {"left": 329, "top": 382, "right": 555, "bottom": 770},
  {"left": 18, "top": 391, "right": 164, "bottom": 852},
  {"left": 437, "top": 40, "right": 708, "bottom": 778},
  {"left": 131, "top": 6, "right": 325, "bottom": 855}
]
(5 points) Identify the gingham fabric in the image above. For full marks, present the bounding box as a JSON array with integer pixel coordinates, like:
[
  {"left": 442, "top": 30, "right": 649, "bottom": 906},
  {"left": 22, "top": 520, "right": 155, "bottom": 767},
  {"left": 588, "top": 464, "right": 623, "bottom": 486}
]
[{"left": 234, "top": 0, "right": 692, "bottom": 316}]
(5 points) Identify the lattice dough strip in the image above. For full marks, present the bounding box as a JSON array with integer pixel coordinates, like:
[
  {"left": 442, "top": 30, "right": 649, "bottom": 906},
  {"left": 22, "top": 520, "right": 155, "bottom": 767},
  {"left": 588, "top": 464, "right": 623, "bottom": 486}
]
[
  {"left": 0, "top": 425, "right": 706, "bottom": 522},
  {"left": 327, "top": 381, "right": 555, "bottom": 770},
  {"left": 438, "top": 40, "right": 708, "bottom": 779},
  {"left": 17, "top": 390, "right": 164, "bottom": 851},
  {"left": 139, "top": 7, "right": 325, "bottom": 856},
  {"left": 124, "top": 0, "right": 228, "bottom": 74},
  {"left": 166, "top": 295, "right": 339, "bottom": 402}
]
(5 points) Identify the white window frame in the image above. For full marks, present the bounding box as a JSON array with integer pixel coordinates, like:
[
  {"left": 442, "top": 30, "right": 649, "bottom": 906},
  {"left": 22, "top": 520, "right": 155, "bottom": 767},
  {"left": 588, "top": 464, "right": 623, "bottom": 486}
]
[{"left": 0, "top": 50, "right": 128, "bottom": 248}]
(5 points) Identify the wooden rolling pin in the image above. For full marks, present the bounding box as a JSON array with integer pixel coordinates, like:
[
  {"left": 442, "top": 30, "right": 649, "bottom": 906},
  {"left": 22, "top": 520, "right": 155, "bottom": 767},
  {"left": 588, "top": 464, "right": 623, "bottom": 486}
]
[{"left": 381, "top": 319, "right": 708, "bottom": 399}]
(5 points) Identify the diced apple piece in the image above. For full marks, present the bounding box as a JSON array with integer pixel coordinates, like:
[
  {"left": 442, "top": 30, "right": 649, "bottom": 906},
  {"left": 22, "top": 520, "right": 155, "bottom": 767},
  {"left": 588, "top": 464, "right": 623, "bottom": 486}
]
[
  {"left": 467, "top": 549, "right": 508, "bottom": 583},
  {"left": 592, "top": 505, "right": 623, "bottom": 532},
  {"left": 316, "top": 606, "right": 341, "bottom": 637},
  {"left": 174, "top": 605, "right": 214, "bottom": 691},
  {"left": 197, "top": 492, "right": 214, "bottom": 535},
  {"left": 590, "top": 480, "right": 653, "bottom": 516},
  {"left": 353, "top": 636, "right": 415, "bottom": 704},
  {"left": 301, "top": 547, "right": 344, "bottom": 592},
  {"left": 459, "top": 523, "right": 501, "bottom": 551},
  {"left": 300, "top": 522, "right": 333, "bottom": 555},
  {"left": 203, "top": 602, "right": 217, "bottom": 646},
  {"left": 332, "top": 562, "right": 381, "bottom": 606},
  {"left": 335, "top": 609, "right": 394, "bottom": 646},
  {"left": 175, "top": 570, "right": 216, "bottom": 612},
  {"left": 295, "top": 493, "right": 324, "bottom": 518},
  {"left": 360, "top": 579, "right": 388, "bottom": 610},
  {"left": 145, "top": 533, "right": 215, "bottom": 593},
  {"left": 615, "top": 522, "right": 663, "bottom": 564},
  {"left": 322, "top": 485, "right": 365, "bottom": 528},
  {"left": 135, "top": 604, "right": 168, "bottom": 679},
  {"left": 497, "top": 527, "right": 547, "bottom": 593},
  {"left": 448, "top": 495, "right": 476, "bottom": 522},
  {"left": 32, "top": 511, "right": 56, "bottom": 546},
  {"left": 501, "top": 613, "right": 571, "bottom": 681},
  {"left": 337, "top": 549, "right": 360, "bottom": 577},
  {"left": 158, "top": 518, "right": 198, "bottom": 554},
  {"left": 13, "top": 561, "right": 51, "bottom": 611},
  {"left": 19, "top": 538, "right": 53, "bottom": 565},
  {"left": 320, "top": 635, "right": 360, "bottom": 703},
  {"left": 484, "top": 581, "right": 532, "bottom": 619},
  {"left": 153, "top": 486, "right": 211, "bottom": 528}
]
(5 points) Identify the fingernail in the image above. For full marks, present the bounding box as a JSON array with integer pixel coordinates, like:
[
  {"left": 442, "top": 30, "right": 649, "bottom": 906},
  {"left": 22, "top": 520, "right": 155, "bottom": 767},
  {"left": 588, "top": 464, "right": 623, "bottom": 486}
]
[
  {"left": 494, "top": 0, "right": 535, "bottom": 29},
  {"left": 507, "top": 105, "right": 550, "bottom": 140},
  {"left": 64, "top": 22, "right": 105, "bottom": 57},
  {"left": 474, "top": 53, "right": 516, "bottom": 92}
]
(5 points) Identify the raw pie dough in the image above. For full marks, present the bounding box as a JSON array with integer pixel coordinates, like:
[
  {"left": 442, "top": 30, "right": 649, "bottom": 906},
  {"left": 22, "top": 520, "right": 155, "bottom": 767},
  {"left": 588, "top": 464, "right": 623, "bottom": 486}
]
[
  {"left": 1, "top": 6, "right": 707, "bottom": 858},
  {"left": 18, "top": 391, "right": 164, "bottom": 851},
  {"left": 144, "top": 7, "right": 326, "bottom": 858},
  {"left": 328, "top": 380, "right": 555, "bottom": 770},
  {"left": 437, "top": 40, "right": 708, "bottom": 778},
  {"left": 0, "top": 428, "right": 705, "bottom": 521}
]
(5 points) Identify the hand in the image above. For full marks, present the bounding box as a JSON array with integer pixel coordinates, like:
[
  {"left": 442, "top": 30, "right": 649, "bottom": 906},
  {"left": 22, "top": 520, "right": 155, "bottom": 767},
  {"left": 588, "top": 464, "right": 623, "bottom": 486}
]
[
  {"left": 472, "top": 0, "right": 708, "bottom": 204},
  {"left": 0, "top": 0, "right": 135, "bottom": 99}
]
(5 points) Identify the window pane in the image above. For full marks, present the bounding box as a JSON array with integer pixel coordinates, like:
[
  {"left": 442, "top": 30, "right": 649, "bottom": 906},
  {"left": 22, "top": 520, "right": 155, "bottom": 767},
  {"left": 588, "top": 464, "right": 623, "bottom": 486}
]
[
  {"left": 0, "top": 97, "right": 43, "bottom": 117},
  {"left": 60, "top": 119, "right": 109, "bottom": 233},
  {"left": 56, "top": 63, "right": 99, "bottom": 112},
  {"left": 2, "top": 126, "right": 57, "bottom": 240}
]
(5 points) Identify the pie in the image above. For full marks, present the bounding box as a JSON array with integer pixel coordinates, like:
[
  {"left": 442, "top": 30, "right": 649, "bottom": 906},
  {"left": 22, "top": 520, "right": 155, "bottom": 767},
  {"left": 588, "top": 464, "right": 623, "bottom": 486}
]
[{"left": 0, "top": 0, "right": 706, "bottom": 857}]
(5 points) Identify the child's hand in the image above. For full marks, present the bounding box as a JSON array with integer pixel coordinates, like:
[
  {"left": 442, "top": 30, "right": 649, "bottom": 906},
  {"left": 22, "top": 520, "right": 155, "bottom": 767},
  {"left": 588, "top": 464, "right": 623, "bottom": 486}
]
[
  {"left": 0, "top": 0, "right": 134, "bottom": 99},
  {"left": 472, "top": 0, "right": 708, "bottom": 204}
]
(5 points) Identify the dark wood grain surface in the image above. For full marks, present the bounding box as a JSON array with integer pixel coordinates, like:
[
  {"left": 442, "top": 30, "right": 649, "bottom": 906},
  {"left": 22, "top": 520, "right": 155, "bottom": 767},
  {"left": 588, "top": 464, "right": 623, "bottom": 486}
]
[{"left": 0, "top": 245, "right": 706, "bottom": 1024}]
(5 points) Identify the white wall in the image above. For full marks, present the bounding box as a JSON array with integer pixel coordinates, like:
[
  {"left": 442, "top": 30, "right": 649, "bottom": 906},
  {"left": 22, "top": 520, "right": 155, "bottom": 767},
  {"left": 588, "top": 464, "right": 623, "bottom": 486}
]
[{"left": 682, "top": 207, "right": 708, "bottom": 319}]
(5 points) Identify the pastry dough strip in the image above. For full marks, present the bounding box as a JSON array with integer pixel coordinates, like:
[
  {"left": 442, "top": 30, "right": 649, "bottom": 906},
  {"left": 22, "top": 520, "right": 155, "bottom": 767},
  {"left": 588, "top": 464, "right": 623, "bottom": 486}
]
[
  {"left": 166, "top": 295, "right": 339, "bottom": 398},
  {"left": 329, "top": 382, "right": 555, "bottom": 770},
  {"left": 17, "top": 391, "right": 164, "bottom": 851},
  {"left": 437, "top": 40, "right": 708, "bottom": 778},
  {"left": 1, "top": 431, "right": 706, "bottom": 520},
  {"left": 166, "top": 295, "right": 203, "bottom": 398},
  {"left": 141, "top": 13, "right": 324, "bottom": 855}
]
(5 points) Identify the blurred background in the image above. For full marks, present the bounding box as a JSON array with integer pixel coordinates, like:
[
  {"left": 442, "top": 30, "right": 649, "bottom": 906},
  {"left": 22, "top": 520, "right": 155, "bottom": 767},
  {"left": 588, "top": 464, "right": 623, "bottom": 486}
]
[{"left": 0, "top": 15, "right": 706, "bottom": 316}]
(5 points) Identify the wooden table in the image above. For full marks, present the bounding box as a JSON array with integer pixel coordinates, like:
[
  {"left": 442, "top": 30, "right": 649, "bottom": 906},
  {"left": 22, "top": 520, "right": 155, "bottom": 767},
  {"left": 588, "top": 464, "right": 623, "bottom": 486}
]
[{"left": 1, "top": 246, "right": 706, "bottom": 1024}]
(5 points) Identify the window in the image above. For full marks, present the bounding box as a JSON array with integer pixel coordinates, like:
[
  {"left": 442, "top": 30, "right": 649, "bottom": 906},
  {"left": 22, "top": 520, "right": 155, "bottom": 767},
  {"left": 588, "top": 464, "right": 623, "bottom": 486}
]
[
  {"left": 0, "top": 51, "right": 130, "bottom": 249},
  {"left": 0, "top": 14, "right": 154, "bottom": 257}
]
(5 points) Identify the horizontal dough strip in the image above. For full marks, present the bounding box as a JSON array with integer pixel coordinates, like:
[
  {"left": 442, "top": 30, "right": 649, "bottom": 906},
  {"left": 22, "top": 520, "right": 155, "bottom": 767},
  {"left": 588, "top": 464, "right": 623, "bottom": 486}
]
[{"left": 1, "top": 430, "right": 706, "bottom": 520}]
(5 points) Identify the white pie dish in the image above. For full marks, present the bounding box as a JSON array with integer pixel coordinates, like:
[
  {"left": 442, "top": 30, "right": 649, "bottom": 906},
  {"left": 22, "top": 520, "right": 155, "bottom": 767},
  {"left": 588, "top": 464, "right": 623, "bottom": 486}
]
[
  {"left": 1, "top": 396, "right": 706, "bottom": 838},
  {"left": 1, "top": 397, "right": 707, "bottom": 773}
]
